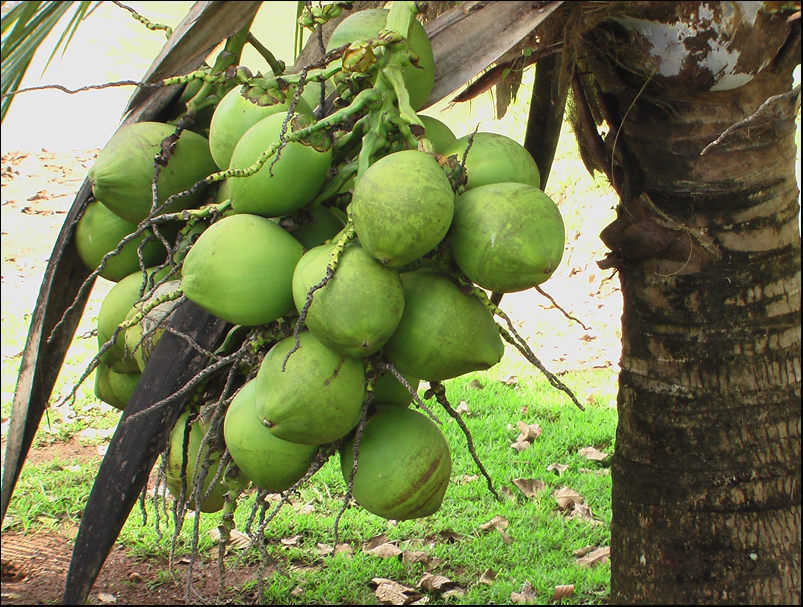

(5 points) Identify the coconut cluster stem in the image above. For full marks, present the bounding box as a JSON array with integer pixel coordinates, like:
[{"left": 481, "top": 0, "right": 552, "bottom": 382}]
[
  {"left": 283, "top": 223, "right": 357, "bottom": 371},
  {"left": 427, "top": 381, "right": 500, "bottom": 500}
]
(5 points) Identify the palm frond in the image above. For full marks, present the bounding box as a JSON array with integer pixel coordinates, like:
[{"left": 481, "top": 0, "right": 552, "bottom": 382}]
[{"left": 1, "top": 0, "right": 100, "bottom": 124}]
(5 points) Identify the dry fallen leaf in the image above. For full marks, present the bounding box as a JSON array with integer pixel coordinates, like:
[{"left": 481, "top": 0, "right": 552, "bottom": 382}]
[
  {"left": 576, "top": 546, "right": 610, "bottom": 567},
  {"left": 455, "top": 474, "right": 479, "bottom": 484},
  {"left": 553, "top": 487, "right": 584, "bottom": 509},
  {"left": 95, "top": 592, "right": 117, "bottom": 604},
  {"left": 500, "top": 485, "right": 517, "bottom": 501},
  {"left": 291, "top": 585, "right": 304, "bottom": 598},
  {"left": 367, "top": 543, "right": 403, "bottom": 558},
  {"left": 437, "top": 529, "right": 464, "bottom": 543},
  {"left": 281, "top": 534, "right": 303, "bottom": 546},
  {"left": 479, "top": 515, "right": 509, "bottom": 532},
  {"left": 567, "top": 502, "right": 600, "bottom": 524},
  {"left": 511, "top": 439, "right": 531, "bottom": 452},
  {"left": 206, "top": 528, "right": 251, "bottom": 550},
  {"left": 511, "top": 580, "right": 538, "bottom": 603},
  {"left": 578, "top": 446, "right": 610, "bottom": 461},
  {"left": 469, "top": 379, "right": 485, "bottom": 389},
  {"left": 363, "top": 534, "right": 391, "bottom": 550},
  {"left": 516, "top": 421, "right": 542, "bottom": 443},
  {"left": 402, "top": 550, "right": 430, "bottom": 566},
  {"left": 501, "top": 375, "right": 519, "bottom": 386},
  {"left": 417, "top": 572, "right": 455, "bottom": 592},
  {"left": 552, "top": 584, "right": 575, "bottom": 601},
  {"left": 334, "top": 543, "right": 354, "bottom": 556},
  {"left": 546, "top": 463, "right": 569, "bottom": 476},
  {"left": 455, "top": 400, "right": 471, "bottom": 415},
  {"left": 480, "top": 568, "right": 497, "bottom": 585},
  {"left": 371, "top": 578, "right": 424, "bottom": 605},
  {"left": 512, "top": 478, "right": 547, "bottom": 499},
  {"left": 574, "top": 545, "right": 596, "bottom": 557}
]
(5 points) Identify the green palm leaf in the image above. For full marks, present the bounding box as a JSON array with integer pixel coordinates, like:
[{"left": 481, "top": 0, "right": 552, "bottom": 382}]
[{"left": 1, "top": 0, "right": 100, "bottom": 124}]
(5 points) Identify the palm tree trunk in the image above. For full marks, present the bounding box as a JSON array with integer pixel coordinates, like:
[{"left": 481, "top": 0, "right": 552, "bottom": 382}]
[{"left": 579, "top": 4, "right": 801, "bottom": 603}]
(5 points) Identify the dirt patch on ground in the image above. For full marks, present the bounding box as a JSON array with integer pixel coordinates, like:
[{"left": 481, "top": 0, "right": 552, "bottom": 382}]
[{"left": 1, "top": 530, "right": 264, "bottom": 605}]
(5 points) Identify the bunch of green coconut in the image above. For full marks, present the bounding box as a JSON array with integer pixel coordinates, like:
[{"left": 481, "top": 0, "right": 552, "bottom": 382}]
[{"left": 75, "top": 6, "right": 566, "bottom": 522}]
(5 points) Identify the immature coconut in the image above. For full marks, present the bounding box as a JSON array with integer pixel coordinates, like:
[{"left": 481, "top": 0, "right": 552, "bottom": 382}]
[
  {"left": 292, "top": 242, "right": 405, "bottom": 358},
  {"left": 74, "top": 200, "right": 169, "bottom": 282},
  {"left": 123, "top": 280, "right": 183, "bottom": 372},
  {"left": 382, "top": 269, "right": 505, "bottom": 381},
  {"left": 255, "top": 332, "right": 366, "bottom": 445},
  {"left": 340, "top": 405, "right": 452, "bottom": 521},
  {"left": 94, "top": 363, "right": 140, "bottom": 411},
  {"left": 166, "top": 410, "right": 250, "bottom": 513},
  {"left": 449, "top": 182, "right": 565, "bottom": 293},
  {"left": 444, "top": 132, "right": 540, "bottom": 191},
  {"left": 224, "top": 379, "right": 319, "bottom": 493},
  {"left": 229, "top": 112, "right": 332, "bottom": 218},
  {"left": 326, "top": 8, "right": 435, "bottom": 111},
  {"left": 181, "top": 213, "right": 304, "bottom": 326},
  {"left": 208, "top": 80, "right": 314, "bottom": 170},
  {"left": 97, "top": 266, "right": 174, "bottom": 374},
  {"left": 372, "top": 367, "right": 420, "bottom": 408},
  {"left": 88, "top": 122, "right": 218, "bottom": 224},
  {"left": 350, "top": 150, "right": 454, "bottom": 267}
]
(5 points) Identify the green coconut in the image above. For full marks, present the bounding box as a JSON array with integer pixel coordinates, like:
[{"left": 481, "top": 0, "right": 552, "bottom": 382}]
[
  {"left": 450, "top": 182, "right": 565, "bottom": 293},
  {"left": 229, "top": 112, "right": 332, "bottom": 218},
  {"left": 208, "top": 81, "right": 314, "bottom": 171},
  {"left": 382, "top": 269, "right": 505, "bottom": 381},
  {"left": 94, "top": 363, "right": 140, "bottom": 411},
  {"left": 254, "top": 332, "right": 366, "bottom": 445},
  {"left": 418, "top": 114, "right": 457, "bottom": 154},
  {"left": 181, "top": 213, "right": 304, "bottom": 326},
  {"left": 97, "top": 266, "right": 174, "bottom": 374},
  {"left": 123, "top": 280, "right": 183, "bottom": 372},
  {"left": 74, "top": 200, "right": 169, "bottom": 282},
  {"left": 340, "top": 405, "right": 451, "bottom": 521},
  {"left": 372, "top": 367, "right": 420, "bottom": 407},
  {"left": 224, "top": 379, "right": 319, "bottom": 493},
  {"left": 165, "top": 410, "right": 250, "bottom": 513},
  {"left": 88, "top": 122, "right": 218, "bottom": 224},
  {"left": 287, "top": 206, "right": 346, "bottom": 249},
  {"left": 444, "top": 132, "right": 540, "bottom": 191},
  {"left": 292, "top": 243, "right": 405, "bottom": 358},
  {"left": 350, "top": 150, "right": 454, "bottom": 267},
  {"left": 326, "top": 8, "right": 435, "bottom": 111}
]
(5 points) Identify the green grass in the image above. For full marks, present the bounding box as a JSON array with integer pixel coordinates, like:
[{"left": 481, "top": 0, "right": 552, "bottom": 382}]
[{"left": 5, "top": 362, "right": 617, "bottom": 605}]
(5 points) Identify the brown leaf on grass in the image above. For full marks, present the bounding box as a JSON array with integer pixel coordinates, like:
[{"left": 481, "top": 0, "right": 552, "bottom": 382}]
[
  {"left": 500, "top": 485, "right": 517, "bottom": 501},
  {"left": 480, "top": 568, "right": 497, "bottom": 585},
  {"left": 516, "top": 421, "right": 542, "bottom": 443},
  {"left": 552, "top": 584, "right": 575, "bottom": 601},
  {"left": 371, "top": 578, "right": 424, "bottom": 605},
  {"left": 363, "top": 534, "right": 391, "bottom": 550},
  {"left": 417, "top": 572, "right": 456, "bottom": 592},
  {"left": 567, "top": 502, "right": 602, "bottom": 525},
  {"left": 580, "top": 467, "right": 611, "bottom": 476},
  {"left": 469, "top": 379, "right": 485, "bottom": 389},
  {"left": 573, "top": 545, "right": 596, "bottom": 557},
  {"left": 513, "top": 478, "right": 547, "bottom": 499},
  {"left": 576, "top": 546, "right": 610, "bottom": 568},
  {"left": 501, "top": 374, "right": 518, "bottom": 386},
  {"left": 334, "top": 543, "right": 354, "bottom": 556},
  {"left": 436, "top": 529, "right": 464, "bottom": 543},
  {"left": 553, "top": 487, "right": 584, "bottom": 509},
  {"left": 367, "top": 543, "right": 403, "bottom": 558},
  {"left": 455, "top": 400, "right": 471, "bottom": 415},
  {"left": 402, "top": 550, "right": 430, "bottom": 566},
  {"left": 546, "top": 463, "right": 569, "bottom": 476},
  {"left": 578, "top": 446, "right": 610, "bottom": 461},
  {"left": 455, "top": 474, "right": 479, "bottom": 484},
  {"left": 511, "top": 580, "right": 538, "bottom": 603},
  {"left": 479, "top": 515, "right": 509, "bottom": 532},
  {"left": 281, "top": 534, "right": 303, "bottom": 546},
  {"left": 511, "top": 439, "right": 531, "bottom": 452},
  {"left": 291, "top": 585, "right": 304, "bottom": 598}
]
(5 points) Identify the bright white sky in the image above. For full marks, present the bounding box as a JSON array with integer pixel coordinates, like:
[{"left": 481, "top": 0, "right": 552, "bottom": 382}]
[{"left": 1, "top": 2, "right": 304, "bottom": 153}]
